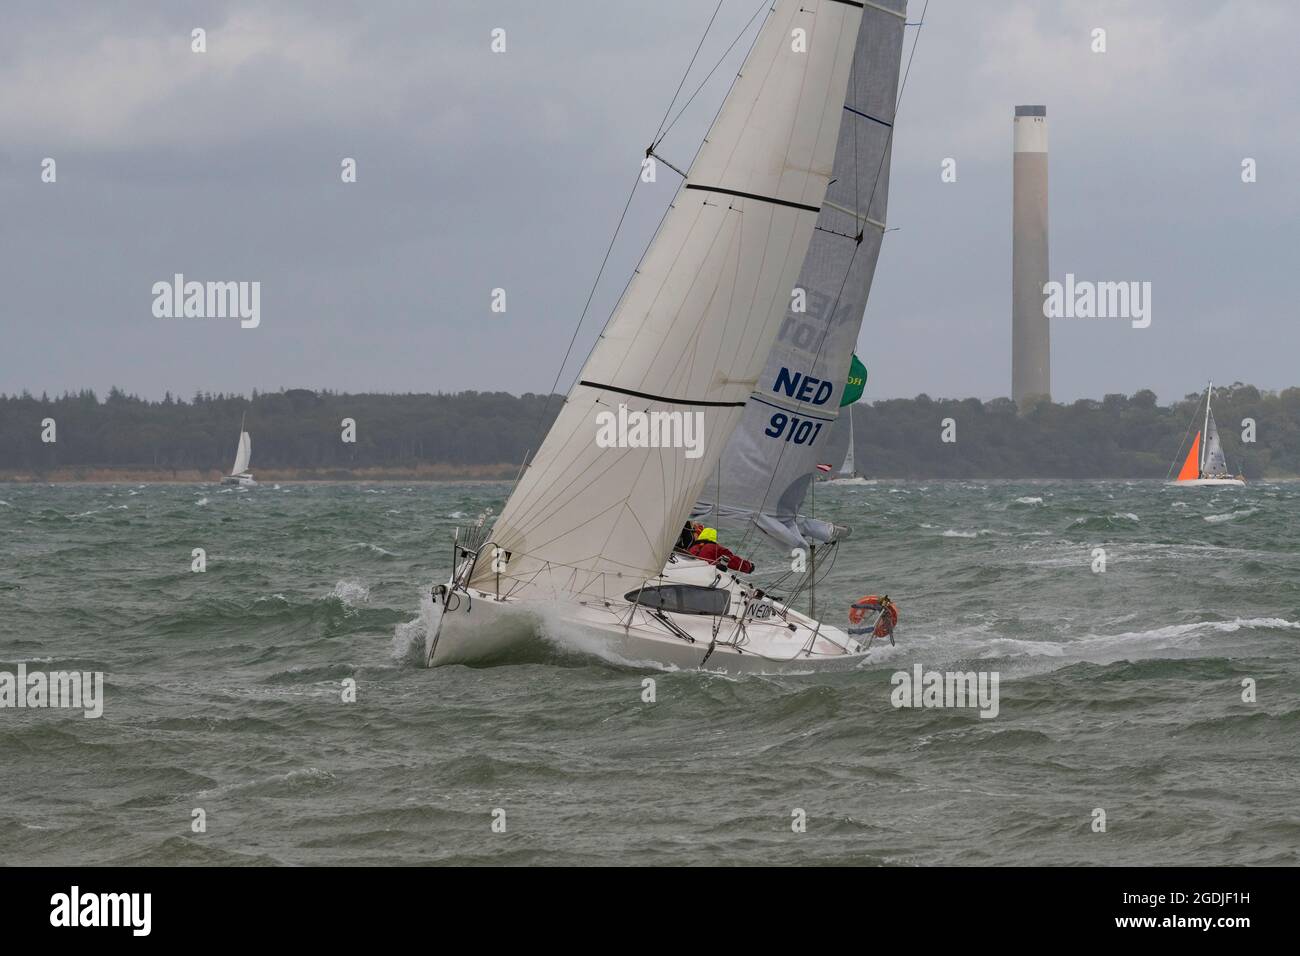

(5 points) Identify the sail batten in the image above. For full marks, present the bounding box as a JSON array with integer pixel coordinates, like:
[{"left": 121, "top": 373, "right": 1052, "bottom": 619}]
[{"left": 472, "top": 0, "right": 867, "bottom": 597}]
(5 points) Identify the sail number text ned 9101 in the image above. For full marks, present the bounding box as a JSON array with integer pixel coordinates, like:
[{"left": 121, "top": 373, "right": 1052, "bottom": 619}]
[
  {"left": 762, "top": 367, "right": 834, "bottom": 445},
  {"left": 764, "top": 412, "right": 824, "bottom": 445}
]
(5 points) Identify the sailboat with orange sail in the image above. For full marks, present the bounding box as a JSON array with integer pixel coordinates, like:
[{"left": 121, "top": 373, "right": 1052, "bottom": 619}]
[{"left": 1170, "top": 382, "right": 1245, "bottom": 487}]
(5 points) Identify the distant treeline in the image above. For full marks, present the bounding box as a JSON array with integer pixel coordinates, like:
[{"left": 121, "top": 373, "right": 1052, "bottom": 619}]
[
  {"left": 0, "top": 388, "right": 559, "bottom": 478},
  {"left": 862, "top": 385, "right": 1294, "bottom": 478},
  {"left": 0, "top": 383, "right": 1296, "bottom": 478}
]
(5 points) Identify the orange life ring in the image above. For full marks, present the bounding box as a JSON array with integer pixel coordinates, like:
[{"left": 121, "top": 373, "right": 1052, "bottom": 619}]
[{"left": 849, "top": 595, "right": 898, "bottom": 637}]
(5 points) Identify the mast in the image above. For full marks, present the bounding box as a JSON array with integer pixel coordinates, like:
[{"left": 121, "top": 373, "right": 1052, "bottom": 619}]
[{"left": 1200, "top": 381, "right": 1212, "bottom": 474}]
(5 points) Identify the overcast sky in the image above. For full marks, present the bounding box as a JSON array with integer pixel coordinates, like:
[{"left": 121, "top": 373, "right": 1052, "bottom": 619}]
[{"left": 2, "top": 0, "right": 1296, "bottom": 404}]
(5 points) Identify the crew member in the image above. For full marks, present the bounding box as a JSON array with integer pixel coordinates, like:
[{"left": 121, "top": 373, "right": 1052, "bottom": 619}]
[
  {"left": 688, "top": 527, "right": 755, "bottom": 574},
  {"left": 675, "top": 521, "right": 701, "bottom": 552}
]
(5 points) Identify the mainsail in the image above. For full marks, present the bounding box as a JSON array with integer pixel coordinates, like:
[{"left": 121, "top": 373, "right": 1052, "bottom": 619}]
[
  {"left": 471, "top": 0, "right": 867, "bottom": 599},
  {"left": 1203, "top": 410, "right": 1227, "bottom": 476},
  {"left": 231, "top": 431, "right": 251, "bottom": 476},
  {"left": 693, "top": 0, "right": 906, "bottom": 548}
]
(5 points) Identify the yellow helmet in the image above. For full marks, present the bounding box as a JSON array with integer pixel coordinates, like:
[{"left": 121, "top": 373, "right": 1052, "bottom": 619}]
[{"left": 698, "top": 527, "right": 718, "bottom": 543}]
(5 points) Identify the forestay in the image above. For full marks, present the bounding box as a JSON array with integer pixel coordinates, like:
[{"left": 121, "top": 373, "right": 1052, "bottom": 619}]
[{"left": 471, "top": 0, "right": 865, "bottom": 599}]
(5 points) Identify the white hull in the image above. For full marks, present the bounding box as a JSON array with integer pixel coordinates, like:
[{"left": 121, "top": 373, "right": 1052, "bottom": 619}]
[
  {"left": 1171, "top": 478, "right": 1245, "bottom": 487},
  {"left": 425, "top": 555, "right": 882, "bottom": 674},
  {"left": 823, "top": 476, "right": 874, "bottom": 485},
  {"left": 222, "top": 474, "right": 257, "bottom": 487}
]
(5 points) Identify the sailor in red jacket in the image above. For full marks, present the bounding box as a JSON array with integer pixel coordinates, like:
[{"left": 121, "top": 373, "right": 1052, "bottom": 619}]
[{"left": 687, "top": 527, "right": 755, "bottom": 574}]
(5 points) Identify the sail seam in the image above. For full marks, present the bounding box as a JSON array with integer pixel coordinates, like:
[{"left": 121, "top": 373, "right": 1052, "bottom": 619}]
[
  {"left": 579, "top": 380, "right": 746, "bottom": 408},
  {"left": 748, "top": 394, "right": 838, "bottom": 423},
  {"left": 844, "top": 103, "right": 892, "bottom": 127},
  {"left": 685, "top": 183, "right": 820, "bottom": 214},
  {"left": 831, "top": 0, "right": 908, "bottom": 20}
]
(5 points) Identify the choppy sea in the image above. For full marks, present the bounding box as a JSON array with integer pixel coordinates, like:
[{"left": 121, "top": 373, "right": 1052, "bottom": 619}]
[{"left": 1, "top": 480, "right": 1296, "bottom": 865}]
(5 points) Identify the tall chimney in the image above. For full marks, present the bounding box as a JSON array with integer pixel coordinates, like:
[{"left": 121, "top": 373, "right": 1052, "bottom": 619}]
[{"left": 1013, "top": 105, "right": 1050, "bottom": 404}]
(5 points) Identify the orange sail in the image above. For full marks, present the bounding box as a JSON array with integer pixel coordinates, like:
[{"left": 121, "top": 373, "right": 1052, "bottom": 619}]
[{"left": 1176, "top": 432, "right": 1201, "bottom": 481}]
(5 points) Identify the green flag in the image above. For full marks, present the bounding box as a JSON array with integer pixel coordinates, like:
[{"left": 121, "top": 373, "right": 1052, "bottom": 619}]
[{"left": 840, "top": 353, "right": 867, "bottom": 407}]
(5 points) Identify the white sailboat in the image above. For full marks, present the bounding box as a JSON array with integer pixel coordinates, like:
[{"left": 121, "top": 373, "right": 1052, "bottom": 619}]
[
  {"left": 426, "top": 0, "right": 908, "bottom": 672},
  {"left": 824, "top": 405, "right": 873, "bottom": 485},
  {"left": 1170, "top": 381, "right": 1245, "bottom": 487},
  {"left": 221, "top": 414, "right": 256, "bottom": 487}
]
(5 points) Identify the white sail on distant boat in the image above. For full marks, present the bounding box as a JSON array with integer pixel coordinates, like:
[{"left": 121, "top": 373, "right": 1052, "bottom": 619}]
[
  {"left": 222, "top": 414, "right": 256, "bottom": 487},
  {"left": 425, "top": 0, "right": 909, "bottom": 672},
  {"left": 824, "top": 404, "right": 873, "bottom": 485},
  {"left": 1170, "top": 381, "right": 1245, "bottom": 487}
]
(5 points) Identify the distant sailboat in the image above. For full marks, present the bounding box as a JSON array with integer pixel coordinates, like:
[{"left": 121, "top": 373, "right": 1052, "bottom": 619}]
[
  {"left": 1171, "top": 382, "right": 1244, "bottom": 487},
  {"left": 824, "top": 404, "right": 873, "bottom": 485},
  {"left": 222, "top": 414, "right": 256, "bottom": 487}
]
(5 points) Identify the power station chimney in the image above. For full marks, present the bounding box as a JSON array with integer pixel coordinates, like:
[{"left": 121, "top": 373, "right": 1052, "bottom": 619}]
[{"left": 1013, "top": 105, "right": 1050, "bottom": 405}]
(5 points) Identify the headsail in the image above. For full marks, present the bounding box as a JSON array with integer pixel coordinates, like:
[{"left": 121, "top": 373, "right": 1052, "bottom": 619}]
[
  {"left": 1175, "top": 432, "right": 1201, "bottom": 481},
  {"left": 471, "top": 0, "right": 867, "bottom": 598},
  {"left": 692, "top": 0, "right": 906, "bottom": 548},
  {"left": 839, "top": 405, "right": 856, "bottom": 476},
  {"left": 231, "top": 431, "right": 251, "bottom": 476},
  {"left": 1203, "top": 410, "right": 1227, "bottom": 476}
]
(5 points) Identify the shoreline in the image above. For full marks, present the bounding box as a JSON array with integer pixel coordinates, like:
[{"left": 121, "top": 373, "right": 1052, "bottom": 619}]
[
  {"left": 0, "top": 465, "right": 519, "bottom": 484},
  {"left": 3, "top": 472, "right": 1296, "bottom": 484}
]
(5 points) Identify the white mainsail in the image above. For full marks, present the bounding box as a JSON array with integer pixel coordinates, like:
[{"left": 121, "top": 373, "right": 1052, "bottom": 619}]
[
  {"left": 230, "top": 431, "right": 251, "bottom": 476},
  {"left": 1203, "top": 408, "right": 1227, "bottom": 476},
  {"left": 471, "top": 0, "right": 866, "bottom": 599},
  {"left": 839, "top": 405, "right": 856, "bottom": 476},
  {"left": 692, "top": 0, "right": 905, "bottom": 547}
]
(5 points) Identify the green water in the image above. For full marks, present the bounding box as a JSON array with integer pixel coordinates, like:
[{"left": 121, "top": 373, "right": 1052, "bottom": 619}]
[{"left": 1, "top": 480, "right": 1296, "bottom": 865}]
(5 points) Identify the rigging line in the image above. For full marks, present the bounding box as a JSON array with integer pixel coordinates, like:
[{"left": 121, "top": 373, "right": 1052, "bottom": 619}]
[
  {"left": 598, "top": 3, "right": 782, "bottom": 393},
  {"left": 656, "top": 0, "right": 774, "bottom": 147},
  {"left": 524, "top": 165, "right": 645, "bottom": 461},
  {"left": 518, "top": 2, "right": 755, "bottom": 471},
  {"left": 562, "top": 2, "right": 772, "bottom": 398},
  {"left": 653, "top": 0, "right": 727, "bottom": 146}
]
